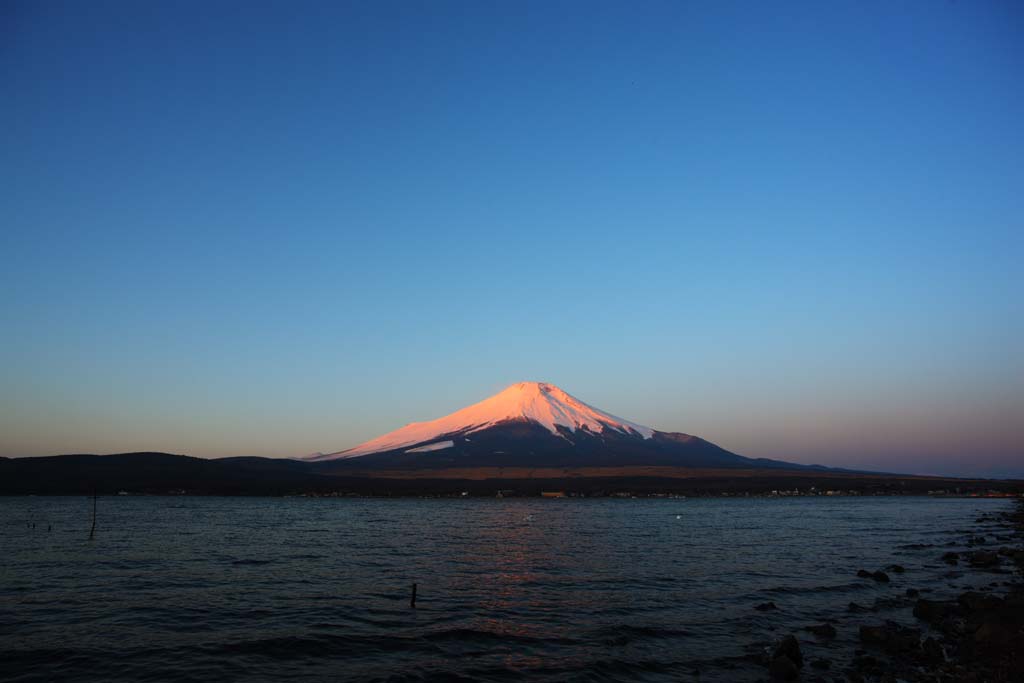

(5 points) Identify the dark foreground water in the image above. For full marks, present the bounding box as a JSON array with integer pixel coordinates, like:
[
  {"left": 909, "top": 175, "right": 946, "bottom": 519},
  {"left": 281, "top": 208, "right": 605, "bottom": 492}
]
[{"left": 0, "top": 496, "right": 1013, "bottom": 682}]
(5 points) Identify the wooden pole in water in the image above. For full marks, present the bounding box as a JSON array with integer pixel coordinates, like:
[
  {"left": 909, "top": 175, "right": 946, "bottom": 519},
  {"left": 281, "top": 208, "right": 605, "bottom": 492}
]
[
  {"left": 88, "top": 491, "right": 97, "bottom": 540},
  {"left": 410, "top": 582, "right": 417, "bottom": 608}
]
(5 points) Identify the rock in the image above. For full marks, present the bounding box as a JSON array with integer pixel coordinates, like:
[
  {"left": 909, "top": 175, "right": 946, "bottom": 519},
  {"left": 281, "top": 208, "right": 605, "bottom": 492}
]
[
  {"left": 920, "top": 636, "right": 944, "bottom": 665},
  {"left": 860, "top": 618, "right": 925, "bottom": 655},
  {"left": 969, "top": 551, "right": 1000, "bottom": 567},
  {"left": 772, "top": 634, "right": 803, "bottom": 668},
  {"left": 942, "top": 551, "right": 960, "bottom": 564},
  {"left": 890, "top": 627, "right": 923, "bottom": 654},
  {"left": 974, "top": 620, "right": 1017, "bottom": 650},
  {"left": 1005, "top": 592, "right": 1024, "bottom": 610},
  {"left": 768, "top": 655, "right": 799, "bottom": 681},
  {"left": 859, "top": 621, "right": 922, "bottom": 654},
  {"left": 859, "top": 624, "right": 888, "bottom": 646},
  {"left": 914, "top": 598, "right": 958, "bottom": 624},
  {"left": 809, "top": 658, "right": 831, "bottom": 670},
  {"left": 959, "top": 591, "right": 1003, "bottom": 611},
  {"left": 848, "top": 601, "right": 871, "bottom": 613},
  {"left": 852, "top": 654, "right": 882, "bottom": 675},
  {"left": 886, "top": 564, "right": 906, "bottom": 573},
  {"left": 857, "top": 569, "right": 873, "bottom": 579},
  {"left": 805, "top": 623, "right": 836, "bottom": 638},
  {"left": 755, "top": 601, "right": 777, "bottom": 611},
  {"left": 872, "top": 570, "right": 890, "bottom": 583}
]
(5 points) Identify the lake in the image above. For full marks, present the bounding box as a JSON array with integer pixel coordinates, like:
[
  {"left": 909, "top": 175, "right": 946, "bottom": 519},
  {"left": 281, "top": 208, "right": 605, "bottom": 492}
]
[{"left": 0, "top": 496, "right": 1013, "bottom": 682}]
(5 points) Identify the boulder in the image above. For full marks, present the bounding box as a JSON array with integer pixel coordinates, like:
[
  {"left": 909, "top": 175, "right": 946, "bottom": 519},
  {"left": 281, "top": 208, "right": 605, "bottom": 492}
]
[
  {"left": 805, "top": 623, "right": 837, "bottom": 638},
  {"left": 872, "top": 570, "right": 890, "bottom": 583},
  {"left": 859, "top": 621, "right": 922, "bottom": 654},
  {"left": 920, "top": 636, "right": 945, "bottom": 665},
  {"left": 1005, "top": 591, "right": 1024, "bottom": 610},
  {"left": 768, "top": 655, "right": 799, "bottom": 681},
  {"left": 856, "top": 569, "right": 873, "bottom": 579},
  {"left": 974, "top": 620, "right": 1017, "bottom": 650},
  {"left": 772, "top": 634, "right": 803, "bottom": 668},
  {"left": 852, "top": 654, "right": 882, "bottom": 676},
  {"left": 969, "top": 551, "right": 1000, "bottom": 568},
  {"left": 941, "top": 551, "right": 960, "bottom": 564},
  {"left": 858, "top": 624, "right": 888, "bottom": 646},
  {"left": 913, "top": 598, "right": 958, "bottom": 624},
  {"left": 959, "top": 591, "right": 1004, "bottom": 612},
  {"left": 755, "top": 601, "right": 777, "bottom": 611}
]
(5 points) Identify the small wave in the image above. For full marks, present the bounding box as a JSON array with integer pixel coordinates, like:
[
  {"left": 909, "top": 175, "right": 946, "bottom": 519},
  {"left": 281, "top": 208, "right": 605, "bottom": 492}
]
[
  {"left": 758, "top": 581, "right": 867, "bottom": 595},
  {"left": 423, "top": 627, "right": 578, "bottom": 647},
  {"left": 592, "top": 624, "right": 692, "bottom": 646},
  {"left": 2, "top": 647, "right": 96, "bottom": 669},
  {"left": 368, "top": 669, "right": 496, "bottom": 683},
  {"left": 309, "top": 617, "right": 409, "bottom": 630},
  {"left": 207, "top": 632, "right": 424, "bottom": 660},
  {"left": 565, "top": 656, "right": 679, "bottom": 679}
]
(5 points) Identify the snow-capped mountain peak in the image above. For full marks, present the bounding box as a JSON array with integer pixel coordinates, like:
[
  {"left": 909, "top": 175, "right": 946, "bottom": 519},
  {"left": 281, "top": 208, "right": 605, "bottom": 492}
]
[{"left": 311, "top": 381, "right": 654, "bottom": 460}]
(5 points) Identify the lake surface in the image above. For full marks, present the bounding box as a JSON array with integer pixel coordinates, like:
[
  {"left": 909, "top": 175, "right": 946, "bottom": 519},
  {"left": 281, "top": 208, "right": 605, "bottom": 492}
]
[{"left": 0, "top": 496, "right": 1013, "bottom": 682}]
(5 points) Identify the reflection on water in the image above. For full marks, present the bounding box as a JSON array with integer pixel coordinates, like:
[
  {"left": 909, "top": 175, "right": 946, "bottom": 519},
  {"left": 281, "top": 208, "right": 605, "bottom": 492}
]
[{"left": 0, "top": 496, "right": 1011, "bottom": 682}]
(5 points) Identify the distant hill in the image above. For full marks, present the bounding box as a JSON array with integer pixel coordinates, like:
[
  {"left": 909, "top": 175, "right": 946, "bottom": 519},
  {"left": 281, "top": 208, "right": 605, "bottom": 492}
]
[
  {"left": 1, "top": 451, "right": 1018, "bottom": 497},
  {"left": 0, "top": 452, "right": 332, "bottom": 496}
]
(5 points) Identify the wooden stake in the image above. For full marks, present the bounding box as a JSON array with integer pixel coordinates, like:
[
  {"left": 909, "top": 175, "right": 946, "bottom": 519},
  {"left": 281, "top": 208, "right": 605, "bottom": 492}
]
[
  {"left": 410, "top": 582, "right": 417, "bottom": 608},
  {"left": 89, "top": 492, "right": 97, "bottom": 540}
]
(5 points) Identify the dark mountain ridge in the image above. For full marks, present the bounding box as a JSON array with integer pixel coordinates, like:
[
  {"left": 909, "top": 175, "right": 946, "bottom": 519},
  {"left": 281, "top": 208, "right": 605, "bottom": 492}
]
[{"left": 2, "top": 450, "right": 1018, "bottom": 497}]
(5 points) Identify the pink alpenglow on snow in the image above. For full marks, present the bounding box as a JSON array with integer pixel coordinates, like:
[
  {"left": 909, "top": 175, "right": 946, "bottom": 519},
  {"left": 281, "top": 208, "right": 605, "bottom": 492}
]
[{"left": 311, "top": 382, "right": 654, "bottom": 460}]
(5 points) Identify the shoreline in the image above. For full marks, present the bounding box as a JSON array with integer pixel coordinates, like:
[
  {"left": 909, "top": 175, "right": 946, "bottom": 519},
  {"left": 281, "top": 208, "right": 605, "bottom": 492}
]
[
  {"left": 3, "top": 452, "right": 1021, "bottom": 498},
  {"left": 758, "top": 497, "right": 1024, "bottom": 681}
]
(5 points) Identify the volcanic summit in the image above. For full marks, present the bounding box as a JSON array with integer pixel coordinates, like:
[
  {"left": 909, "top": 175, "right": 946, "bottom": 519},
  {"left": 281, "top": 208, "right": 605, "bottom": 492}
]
[{"left": 309, "top": 382, "right": 815, "bottom": 472}]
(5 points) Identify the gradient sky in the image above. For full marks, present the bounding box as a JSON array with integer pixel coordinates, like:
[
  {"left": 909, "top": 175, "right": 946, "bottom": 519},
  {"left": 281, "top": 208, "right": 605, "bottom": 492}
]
[{"left": 2, "top": 1, "right": 1022, "bottom": 477}]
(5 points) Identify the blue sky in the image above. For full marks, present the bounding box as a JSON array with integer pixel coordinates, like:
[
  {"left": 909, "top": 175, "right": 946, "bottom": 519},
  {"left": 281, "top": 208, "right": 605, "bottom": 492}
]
[{"left": 2, "top": 1, "right": 1021, "bottom": 477}]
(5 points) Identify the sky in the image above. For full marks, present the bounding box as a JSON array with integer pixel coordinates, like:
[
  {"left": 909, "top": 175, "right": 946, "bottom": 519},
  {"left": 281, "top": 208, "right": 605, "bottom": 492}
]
[{"left": 1, "top": 1, "right": 1022, "bottom": 478}]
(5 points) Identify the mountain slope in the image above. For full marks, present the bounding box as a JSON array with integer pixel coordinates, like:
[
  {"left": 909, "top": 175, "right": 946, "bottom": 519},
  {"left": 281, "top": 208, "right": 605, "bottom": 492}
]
[
  {"left": 311, "top": 381, "right": 814, "bottom": 471},
  {"left": 310, "top": 382, "right": 652, "bottom": 460}
]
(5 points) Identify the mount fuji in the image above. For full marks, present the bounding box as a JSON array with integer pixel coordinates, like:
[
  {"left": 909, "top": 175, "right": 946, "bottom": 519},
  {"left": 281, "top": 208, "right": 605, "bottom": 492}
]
[
  {"left": 309, "top": 382, "right": 825, "bottom": 472},
  {"left": 7, "top": 381, "right": 999, "bottom": 496}
]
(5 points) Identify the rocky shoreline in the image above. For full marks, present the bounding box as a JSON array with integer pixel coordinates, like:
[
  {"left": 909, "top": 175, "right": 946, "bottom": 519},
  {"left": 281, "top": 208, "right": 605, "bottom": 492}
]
[{"left": 761, "top": 497, "right": 1024, "bottom": 682}]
